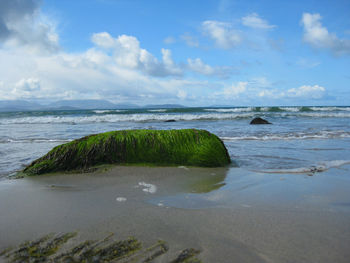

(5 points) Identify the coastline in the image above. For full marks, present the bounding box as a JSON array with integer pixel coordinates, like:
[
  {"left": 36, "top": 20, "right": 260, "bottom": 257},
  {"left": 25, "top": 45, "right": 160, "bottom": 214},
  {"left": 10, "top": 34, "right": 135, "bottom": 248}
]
[{"left": 1, "top": 165, "right": 350, "bottom": 262}]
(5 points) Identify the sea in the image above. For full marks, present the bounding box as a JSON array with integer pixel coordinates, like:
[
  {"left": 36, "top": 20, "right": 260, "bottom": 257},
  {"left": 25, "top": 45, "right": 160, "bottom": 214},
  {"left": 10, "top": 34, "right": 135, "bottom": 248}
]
[{"left": 1, "top": 106, "right": 350, "bottom": 178}]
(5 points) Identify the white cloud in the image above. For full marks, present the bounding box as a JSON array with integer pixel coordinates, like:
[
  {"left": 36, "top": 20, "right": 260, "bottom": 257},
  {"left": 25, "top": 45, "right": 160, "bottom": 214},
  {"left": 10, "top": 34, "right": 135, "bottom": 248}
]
[
  {"left": 177, "top": 89, "right": 187, "bottom": 99},
  {"left": 287, "top": 85, "right": 325, "bottom": 99},
  {"left": 15, "top": 78, "right": 40, "bottom": 91},
  {"left": 161, "top": 48, "right": 183, "bottom": 75},
  {"left": 0, "top": 2, "right": 333, "bottom": 106},
  {"left": 181, "top": 33, "right": 199, "bottom": 47},
  {"left": 0, "top": 45, "right": 206, "bottom": 103},
  {"left": 83, "top": 48, "right": 111, "bottom": 66},
  {"left": 114, "top": 34, "right": 143, "bottom": 68},
  {"left": 12, "top": 78, "right": 41, "bottom": 98},
  {"left": 0, "top": 0, "right": 59, "bottom": 54},
  {"left": 202, "top": 20, "right": 241, "bottom": 49},
  {"left": 163, "top": 36, "right": 176, "bottom": 44},
  {"left": 202, "top": 16, "right": 275, "bottom": 50},
  {"left": 242, "top": 13, "right": 276, "bottom": 30},
  {"left": 187, "top": 58, "right": 233, "bottom": 78},
  {"left": 91, "top": 32, "right": 183, "bottom": 77},
  {"left": 1, "top": 18, "right": 236, "bottom": 104},
  {"left": 258, "top": 89, "right": 281, "bottom": 98},
  {"left": 249, "top": 77, "right": 272, "bottom": 88},
  {"left": 187, "top": 58, "right": 215, "bottom": 75},
  {"left": 219, "top": 81, "right": 247, "bottom": 97},
  {"left": 212, "top": 77, "right": 326, "bottom": 102},
  {"left": 301, "top": 13, "right": 350, "bottom": 56},
  {"left": 257, "top": 85, "right": 326, "bottom": 100},
  {"left": 0, "top": 81, "right": 4, "bottom": 98},
  {"left": 91, "top": 32, "right": 116, "bottom": 49}
]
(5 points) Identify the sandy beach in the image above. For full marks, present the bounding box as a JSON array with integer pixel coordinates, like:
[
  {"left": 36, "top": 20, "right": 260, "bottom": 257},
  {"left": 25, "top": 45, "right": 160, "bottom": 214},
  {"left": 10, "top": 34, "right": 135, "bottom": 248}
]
[
  {"left": 1, "top": 165, "right": 350, "bottom": 262},
  {"left": 1, "top": 0, "right": 350, "bottom": 261}
]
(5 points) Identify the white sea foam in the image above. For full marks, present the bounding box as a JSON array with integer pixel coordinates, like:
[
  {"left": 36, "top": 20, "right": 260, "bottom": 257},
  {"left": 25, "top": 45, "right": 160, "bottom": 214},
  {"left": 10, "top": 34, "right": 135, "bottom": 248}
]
[
  {"left": 297, "top": 112, "right": 350, "bottom": 118},
  {"left": 93, "top": 110, "right": 125, "bottom": 114},
  {"left": 281, "top": 107, "right": 300, "bottom": 112},
  {"left": 318, "top": 160, "right": 350, "bottom": 168},
  {"left": 253, "top": 166, "right": 328, "bottom": 174},
  {"left": 0, "top": 138, "right": 71, "bottom": 144},
  {"left": 138, "top": 182, "right": 157, "bottom": 194},
  {"left": 147, "top": 109, "right": 167, "bottom": 112},
  {"left": 221, "top": 130, "right": 350, "bottom": 141},
  {"left": 204, "top": 106, "right": 350, "bottom": 113},
  {"left": 309, "top": 107, "right": 350, "bottom": 112},
  {"left": 2, "top": 107, "right": 350, "bottom": 125},
  {"left": 309, "top": 107, "right": 337, "bottom": 111},
  {"left": 0, "top": 112, "right": 257, "bottom": 124},
  {"left": 259, "top": 107, "right": 270, "bottom": 111},
  {"left": 93, "top": 110, "right": 112, "bottom": 114},
  {"left": 253, "top": 160, "right": 350, "bottom": 174},
  {"left": 204, "top": 107, "right": 253, "bottom": 113},
  {"left": 116, "top": 197, "right": 127, "bottom": 202}
]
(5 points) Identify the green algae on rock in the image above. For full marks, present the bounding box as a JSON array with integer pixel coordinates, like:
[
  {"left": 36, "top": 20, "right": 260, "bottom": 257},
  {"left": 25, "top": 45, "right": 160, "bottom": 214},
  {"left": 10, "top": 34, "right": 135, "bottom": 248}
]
[{"left": 23, "top": 129, "right": 231, "bottom": 175}]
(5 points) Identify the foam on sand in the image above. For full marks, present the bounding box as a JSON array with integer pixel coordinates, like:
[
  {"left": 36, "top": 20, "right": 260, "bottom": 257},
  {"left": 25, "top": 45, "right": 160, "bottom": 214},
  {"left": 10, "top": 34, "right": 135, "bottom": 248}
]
[
  {"left": 138, "top": 182, "right": 157, "bottom": 194},
  {"left": 252, "top": 160, "right": 350, "bottom": 174}
]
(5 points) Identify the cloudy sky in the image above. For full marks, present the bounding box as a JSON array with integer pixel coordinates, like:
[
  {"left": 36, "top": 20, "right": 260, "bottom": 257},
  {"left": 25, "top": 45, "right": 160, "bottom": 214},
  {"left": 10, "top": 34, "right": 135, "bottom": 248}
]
[{"left": 0, "top": 0, "right": 349, "bottom": 106}]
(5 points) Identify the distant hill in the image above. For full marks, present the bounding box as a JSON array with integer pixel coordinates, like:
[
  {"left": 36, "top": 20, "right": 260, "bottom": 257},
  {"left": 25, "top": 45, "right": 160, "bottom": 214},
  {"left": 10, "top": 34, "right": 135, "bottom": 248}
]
[
  {"left": 0, "top": 100, "right": 43, "bottom": 112},
  {"left": 48, "top": 100, "right": 118, "bottom": 110},
  {"left": 113, "top": 103, "right": 140, "bottom": 109},
  {"left": 49, "top": 100, "right": 140, "bottom": 110},
  {"left": 0, "top": 100, "right": 139, "bottom": 112},
  {"left": 145, "top": 104, "right": 186, "bottom": 109},
  {"left": 0, "top": 100, "right": 188, "bottom": 112}
]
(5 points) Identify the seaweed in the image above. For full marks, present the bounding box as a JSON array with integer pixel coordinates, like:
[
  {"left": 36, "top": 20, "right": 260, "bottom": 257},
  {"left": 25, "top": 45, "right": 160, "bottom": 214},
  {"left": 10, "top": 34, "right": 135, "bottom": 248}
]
[
  {"left": 1, "top": 233, "right": 202, "bottom": 263},
  {"left": 170, "top": 248, "right": 202, "bottom": 263},
  {"left": 1, "top": 232, "right": 76, "bottom": 263}
]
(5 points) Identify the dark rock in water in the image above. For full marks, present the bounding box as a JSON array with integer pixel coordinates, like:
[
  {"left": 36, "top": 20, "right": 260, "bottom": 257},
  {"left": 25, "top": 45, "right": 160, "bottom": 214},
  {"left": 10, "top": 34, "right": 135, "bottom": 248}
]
[
  {"left": 250, "top": 117, "right": 271, "bottom": 125},
  {"left": 23, "top": 129, "right": 231, "bottom": 175},
  {"left": 164, "top": 119, "right": 176, "bottom": 122}
]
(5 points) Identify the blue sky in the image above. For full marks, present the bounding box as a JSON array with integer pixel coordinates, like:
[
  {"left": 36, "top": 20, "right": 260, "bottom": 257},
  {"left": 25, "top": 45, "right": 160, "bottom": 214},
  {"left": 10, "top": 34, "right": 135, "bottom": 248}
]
[{"left": 0, "top": 0, "right": 349, "bottom": 106}]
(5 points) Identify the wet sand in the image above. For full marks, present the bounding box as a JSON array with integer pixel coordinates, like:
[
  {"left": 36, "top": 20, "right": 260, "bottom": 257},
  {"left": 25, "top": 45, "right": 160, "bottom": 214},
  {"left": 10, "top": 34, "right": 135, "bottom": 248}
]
[{"left": 1, "top": 165, "right": 350, "bottom": 262}]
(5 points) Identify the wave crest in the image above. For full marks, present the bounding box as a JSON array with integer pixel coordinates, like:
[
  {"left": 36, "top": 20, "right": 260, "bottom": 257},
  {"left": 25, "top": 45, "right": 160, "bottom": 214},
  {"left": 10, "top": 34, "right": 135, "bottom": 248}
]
[{"left": 221, "top": 130, "right": 350, "bottom": 141}]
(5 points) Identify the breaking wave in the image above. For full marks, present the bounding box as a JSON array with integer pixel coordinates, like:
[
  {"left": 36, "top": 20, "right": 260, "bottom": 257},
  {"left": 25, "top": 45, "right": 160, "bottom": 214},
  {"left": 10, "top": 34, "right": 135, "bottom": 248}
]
[
  {"left": 2, "top": 106, "right": 350, "bottom": 124},
  {"left": 221, "top": 130, "right": 350, "bottom": 141},
  {"left": 205, "top": 106, "right": 350, "bottom": 113},
  {"left": 0, "top": 138, "right": 71, "bottom": 144},
  {"left": 93, "top": 110, "right": 126, "bottom": 114},
  {"left": 0, "top": 113, "right": 256, "bottom": 124},
  {"left": 204, "top": 107, "right": 254, "bottom": 112},
  {"left": 147, "top": 109, "right": 167, "bottom": 112}
]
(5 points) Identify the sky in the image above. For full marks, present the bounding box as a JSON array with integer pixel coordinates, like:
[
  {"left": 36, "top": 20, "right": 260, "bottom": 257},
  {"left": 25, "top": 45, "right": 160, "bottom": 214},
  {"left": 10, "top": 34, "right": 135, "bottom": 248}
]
[{"left": 0, "top": 0, "right": 349, "bottom": 106}]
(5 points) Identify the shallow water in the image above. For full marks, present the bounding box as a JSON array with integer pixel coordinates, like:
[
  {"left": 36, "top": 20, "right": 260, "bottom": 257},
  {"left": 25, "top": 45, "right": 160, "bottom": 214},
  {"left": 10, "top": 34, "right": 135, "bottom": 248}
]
[{"left": 1, "top": 106, "right": 350, "bottom": 177}]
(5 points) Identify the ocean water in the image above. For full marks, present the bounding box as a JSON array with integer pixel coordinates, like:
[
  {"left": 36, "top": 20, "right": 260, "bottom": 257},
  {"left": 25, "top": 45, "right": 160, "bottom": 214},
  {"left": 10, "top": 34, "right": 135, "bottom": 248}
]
[{"left": 1, "top": 106, "right": 350, "bottom": 177}]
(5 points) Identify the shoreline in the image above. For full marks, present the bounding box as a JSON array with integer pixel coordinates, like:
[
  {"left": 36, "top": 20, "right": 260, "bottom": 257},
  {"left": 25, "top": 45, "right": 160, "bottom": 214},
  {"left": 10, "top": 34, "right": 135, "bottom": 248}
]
[{"left": 1, "top": 165, "right": 350, "bottom": 262}]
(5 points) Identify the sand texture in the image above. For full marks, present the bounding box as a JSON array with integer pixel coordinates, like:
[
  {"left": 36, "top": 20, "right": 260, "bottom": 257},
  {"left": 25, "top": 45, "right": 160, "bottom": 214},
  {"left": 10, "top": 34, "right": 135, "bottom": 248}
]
[{"left": 1, "top": 165, "right": 350, "bottom": 262}]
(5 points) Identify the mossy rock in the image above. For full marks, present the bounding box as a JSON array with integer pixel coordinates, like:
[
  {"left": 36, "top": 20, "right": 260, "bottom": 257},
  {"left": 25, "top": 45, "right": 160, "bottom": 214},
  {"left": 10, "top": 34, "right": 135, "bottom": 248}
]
[{"left": 23, "top": 129, "right": 231, "bottom": 175}]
